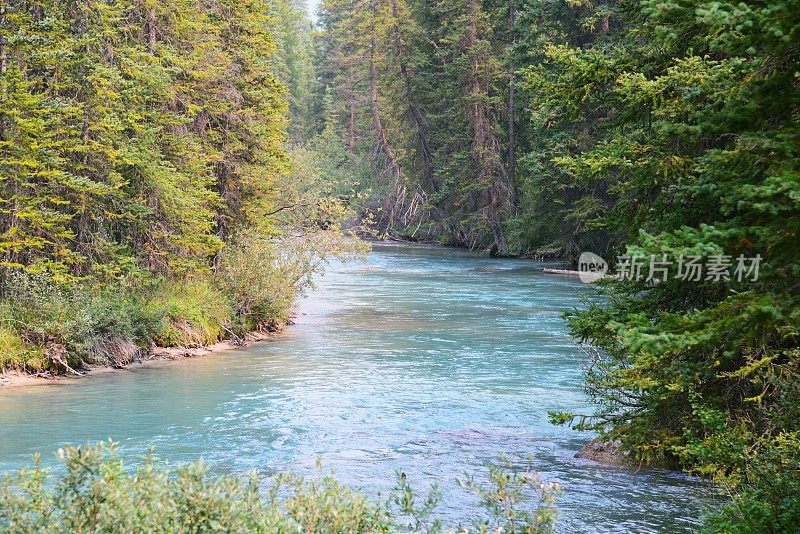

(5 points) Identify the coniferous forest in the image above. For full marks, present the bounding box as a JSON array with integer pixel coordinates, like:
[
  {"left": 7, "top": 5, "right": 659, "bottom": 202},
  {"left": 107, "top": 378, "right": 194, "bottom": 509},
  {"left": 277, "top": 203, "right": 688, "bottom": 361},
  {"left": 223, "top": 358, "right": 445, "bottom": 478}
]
[{"left": 1, "top": 0, "right": 799, "bottom": 530}]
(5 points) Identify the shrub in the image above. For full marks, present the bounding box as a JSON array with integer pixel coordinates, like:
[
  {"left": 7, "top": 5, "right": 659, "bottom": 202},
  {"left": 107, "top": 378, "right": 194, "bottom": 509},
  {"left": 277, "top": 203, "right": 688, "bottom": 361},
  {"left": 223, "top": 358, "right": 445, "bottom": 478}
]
[
  {"left": 0, "top": 272, "right": 162, "bottom": 372},
  {"left": 0, "top": 442, "right": 560, "bottom": 533},
  {"left": 150, "top": 279, "right": 232, "bottom": 348},
  {"left": 700, "top": 432, "right": 800, "bottom": 532},
  {"left": 456, "top": 457, "right": 561, "bottom": 533},
  {"left": 0, "top": 324, "right": 46, "bottom": 373},
  {"left": 216, "top": 235, "right": 300, "bottom": 334},
  {"left": 217, "top": 232, "right": 367, "bottom": 335}
]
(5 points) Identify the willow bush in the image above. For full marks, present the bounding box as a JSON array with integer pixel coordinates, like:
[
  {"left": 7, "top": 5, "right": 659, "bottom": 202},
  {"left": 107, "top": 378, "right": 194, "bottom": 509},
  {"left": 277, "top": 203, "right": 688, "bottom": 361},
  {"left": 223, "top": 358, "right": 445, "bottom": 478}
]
[{"left": 0, "top": 442, "right": 560, "bottom": 534}]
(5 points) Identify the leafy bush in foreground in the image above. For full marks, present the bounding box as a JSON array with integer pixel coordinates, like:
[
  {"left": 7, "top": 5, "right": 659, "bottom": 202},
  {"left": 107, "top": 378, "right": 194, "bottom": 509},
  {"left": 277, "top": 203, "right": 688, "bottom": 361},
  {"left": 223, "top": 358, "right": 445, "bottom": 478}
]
[{"left": 0, "top": 442, "right": 560, "bottom": 533}]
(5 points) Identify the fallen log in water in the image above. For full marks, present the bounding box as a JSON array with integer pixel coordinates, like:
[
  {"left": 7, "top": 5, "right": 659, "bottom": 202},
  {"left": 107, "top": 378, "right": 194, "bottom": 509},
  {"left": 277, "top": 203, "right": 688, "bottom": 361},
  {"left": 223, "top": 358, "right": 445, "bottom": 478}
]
[
  {"left": 542, "top": 268, "right": 581, "bottom": 276},
  {"left": 542, "top": 267, "right": 609, "bottom": 280}
]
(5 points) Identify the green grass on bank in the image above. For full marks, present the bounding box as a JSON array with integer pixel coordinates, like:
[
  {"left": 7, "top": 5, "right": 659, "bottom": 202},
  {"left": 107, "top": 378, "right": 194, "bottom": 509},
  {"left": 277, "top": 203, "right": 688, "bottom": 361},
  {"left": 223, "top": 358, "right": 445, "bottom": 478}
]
[
  {"left": 0, "top": 236, "right": 312, "bottom": 375},
  {"left": 0, "top": 441, "right": 560, "bottom": 533}
]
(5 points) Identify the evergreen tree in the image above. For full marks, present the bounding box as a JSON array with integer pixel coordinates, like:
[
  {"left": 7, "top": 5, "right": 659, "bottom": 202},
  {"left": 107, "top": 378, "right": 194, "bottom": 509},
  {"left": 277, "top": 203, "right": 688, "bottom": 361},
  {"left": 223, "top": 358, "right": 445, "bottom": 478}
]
[
  {"left": 317, "top": 0, "right": 520, "bottom": 249},
  {"left": 532, "top": 0, "right": 800, "bottom": 527},
  {"left": 0, "top": 0, "right": 288, "bottom": 279}
]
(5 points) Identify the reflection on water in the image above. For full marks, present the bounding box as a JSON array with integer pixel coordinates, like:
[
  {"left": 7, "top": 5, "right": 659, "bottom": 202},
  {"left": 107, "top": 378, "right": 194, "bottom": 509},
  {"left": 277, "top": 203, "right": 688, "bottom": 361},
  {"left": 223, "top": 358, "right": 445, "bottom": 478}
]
[{"left": 0, "top": 243, "right": 714, "bottom": 532}]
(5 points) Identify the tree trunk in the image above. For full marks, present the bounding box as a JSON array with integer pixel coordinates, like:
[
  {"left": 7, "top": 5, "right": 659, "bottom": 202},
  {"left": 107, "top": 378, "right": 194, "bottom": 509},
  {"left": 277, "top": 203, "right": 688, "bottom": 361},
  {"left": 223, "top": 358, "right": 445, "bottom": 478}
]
[
  {"left": 147, "top": 7, "right": 157, "bottom": 53},
  {"left": 76, "top": 0, "right": 93, "bottom": 272},
  {"left": 0, "top": 4, "right": 7, "bottom": 75},
  {"left": 598, "top": 14, "right": 609, "bottom": 33},
  {"left": 369, "top": 0, "right": 399, "bottom": 178},
  {"left": 348, "top": 98, "right": 356, "bottom": 153},
  {"left": 464, "top": 0, "right": 509, "bottom": 254},
  {"left": 389, "top": 0, "right": 435, "bottom": 189},
  {"left": 507, "top": 0, "right": 516, "bottom": 188}
]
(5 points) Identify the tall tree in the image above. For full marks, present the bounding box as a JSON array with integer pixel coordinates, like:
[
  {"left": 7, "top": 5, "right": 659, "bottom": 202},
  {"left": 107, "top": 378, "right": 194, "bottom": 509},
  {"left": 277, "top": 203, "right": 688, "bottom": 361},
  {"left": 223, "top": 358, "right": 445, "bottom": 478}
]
[
  {"left": 0, "top": 0, "right": 288, "bottom": 280},
  {"left": 318, "top": 0, "right": 518, "bottom": 250}
]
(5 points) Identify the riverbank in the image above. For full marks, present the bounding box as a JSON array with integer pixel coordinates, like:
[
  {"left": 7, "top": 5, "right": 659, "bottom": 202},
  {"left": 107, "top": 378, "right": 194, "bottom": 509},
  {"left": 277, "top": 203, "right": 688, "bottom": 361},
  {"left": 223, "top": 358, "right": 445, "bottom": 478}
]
[
  {"left": 0, "top": 328, "right": 286, "bottom": 391},
  {"left": 0, "top": 243, "right": 712, "bottom": 530},
  {"left": 0, "top": 234, "right": 318, "bottom": 383}
]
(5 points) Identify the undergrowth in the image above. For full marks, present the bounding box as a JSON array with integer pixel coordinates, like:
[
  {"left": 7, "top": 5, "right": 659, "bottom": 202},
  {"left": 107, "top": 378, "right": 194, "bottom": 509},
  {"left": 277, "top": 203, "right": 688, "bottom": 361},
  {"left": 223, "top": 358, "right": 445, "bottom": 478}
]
[
  {"left": 0, "top": 441, "right": 561, "bottom": 533},
  {"left": 0, "top": 234, "right": 359, "bottom": 375}
]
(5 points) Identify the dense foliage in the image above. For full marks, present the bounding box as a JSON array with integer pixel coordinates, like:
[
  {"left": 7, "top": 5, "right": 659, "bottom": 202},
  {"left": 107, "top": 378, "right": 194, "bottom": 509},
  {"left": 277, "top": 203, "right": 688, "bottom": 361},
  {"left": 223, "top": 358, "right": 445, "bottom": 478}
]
[
  {"left": 0, "top": 0, "right": 359, "bottom": 373},
  {"left": 315, "top": 0, "right": 516, "bottom": 250},
  {"left": 0, "top": 441, "right": 561, "bottom": 533},
  {"left": 2, "top": 0, "right": 798, "bottom": 529},
  {"left": 528, "top": 0, "right": 799, "bottom": 531},
  {"left": 0, "top": 0, "right": 288, "bottom": 278},
  {"left": 312, "top": 0, "right": 800, "bottom": 529}
]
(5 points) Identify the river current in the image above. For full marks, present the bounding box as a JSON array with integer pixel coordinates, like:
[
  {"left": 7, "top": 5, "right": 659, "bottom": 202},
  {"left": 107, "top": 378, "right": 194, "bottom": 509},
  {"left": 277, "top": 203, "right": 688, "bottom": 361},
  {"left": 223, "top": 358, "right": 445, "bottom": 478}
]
[{"left": 0, "top": 243, "right": 713, "bottom": 532}]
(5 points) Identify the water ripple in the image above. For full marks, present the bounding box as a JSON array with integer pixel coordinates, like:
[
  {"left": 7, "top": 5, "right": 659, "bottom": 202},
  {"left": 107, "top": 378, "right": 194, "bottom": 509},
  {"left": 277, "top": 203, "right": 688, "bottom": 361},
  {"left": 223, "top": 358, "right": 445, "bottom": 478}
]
[{"left": 0, "top": 243, "right": 716, "bottom": 532}]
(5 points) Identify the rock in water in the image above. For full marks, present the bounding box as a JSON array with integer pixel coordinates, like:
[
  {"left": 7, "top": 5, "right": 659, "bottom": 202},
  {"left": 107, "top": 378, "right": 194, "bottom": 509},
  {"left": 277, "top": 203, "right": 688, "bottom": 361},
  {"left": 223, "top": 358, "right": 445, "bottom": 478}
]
[{"left": 576, "top": 438, "right": 627, "bottom": 466}]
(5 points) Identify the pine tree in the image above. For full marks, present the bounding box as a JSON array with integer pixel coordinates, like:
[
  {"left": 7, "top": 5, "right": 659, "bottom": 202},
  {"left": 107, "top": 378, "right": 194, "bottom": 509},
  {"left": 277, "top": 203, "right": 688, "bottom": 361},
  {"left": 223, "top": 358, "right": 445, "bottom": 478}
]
[{"left": 0, "top": 0, "right": 289, "bottom": 280}]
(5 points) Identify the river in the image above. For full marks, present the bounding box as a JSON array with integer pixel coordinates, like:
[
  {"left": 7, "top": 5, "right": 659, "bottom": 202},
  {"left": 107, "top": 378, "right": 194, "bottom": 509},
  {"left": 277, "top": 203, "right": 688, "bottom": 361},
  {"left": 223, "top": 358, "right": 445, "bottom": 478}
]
[{"left": 0, "top": 243, "right": 713, "bottom": 532}]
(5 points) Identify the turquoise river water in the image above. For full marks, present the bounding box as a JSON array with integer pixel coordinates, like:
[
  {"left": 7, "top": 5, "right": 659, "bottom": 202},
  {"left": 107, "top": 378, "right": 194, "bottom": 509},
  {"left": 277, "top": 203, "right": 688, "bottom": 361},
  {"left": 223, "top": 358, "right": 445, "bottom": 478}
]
[{"left": 0, "top": 243, "right": 714, "bottom": 532}]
